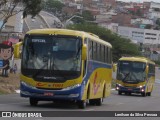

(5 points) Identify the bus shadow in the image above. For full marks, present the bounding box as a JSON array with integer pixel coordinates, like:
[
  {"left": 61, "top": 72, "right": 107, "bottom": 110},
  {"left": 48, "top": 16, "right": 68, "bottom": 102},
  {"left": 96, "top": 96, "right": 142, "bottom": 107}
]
[
  {"left": 113, "top": 92, "right": 146, "bottom": 97},
  {"left": 23, "top": 101, "right": 95, "bottom": 110}
]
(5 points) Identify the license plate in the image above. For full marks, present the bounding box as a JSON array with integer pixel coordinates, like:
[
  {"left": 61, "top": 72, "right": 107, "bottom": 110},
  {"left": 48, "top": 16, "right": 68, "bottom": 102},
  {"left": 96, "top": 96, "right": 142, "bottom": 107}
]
[{"left": 44, "top": 92, "right": 54, "bottom": 96}]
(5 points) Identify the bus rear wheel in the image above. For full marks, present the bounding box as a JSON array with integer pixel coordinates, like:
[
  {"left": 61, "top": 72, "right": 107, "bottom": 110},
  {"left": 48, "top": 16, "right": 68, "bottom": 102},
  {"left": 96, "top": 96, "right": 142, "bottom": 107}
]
[
  {"left": 148, "top": 92, "right": 151, "bottom": 96},
  {"left": 95, "top": 98, "right": 103, "bottom": 106},
  {"left": 29, "top": 98, "right": 38, "bottom": 106},
  {"left": 89, "top": 99, "right": 96, "bottom": 105}
]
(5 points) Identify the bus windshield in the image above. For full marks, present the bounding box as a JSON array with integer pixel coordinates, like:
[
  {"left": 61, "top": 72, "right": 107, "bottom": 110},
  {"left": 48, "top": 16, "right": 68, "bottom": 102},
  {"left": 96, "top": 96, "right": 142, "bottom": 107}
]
[
  {"left": 22, "top": 35, "right": 82, "bottom": 81},
  {"left": 117, "top": 61, "right": 146, "bottom": 82}
]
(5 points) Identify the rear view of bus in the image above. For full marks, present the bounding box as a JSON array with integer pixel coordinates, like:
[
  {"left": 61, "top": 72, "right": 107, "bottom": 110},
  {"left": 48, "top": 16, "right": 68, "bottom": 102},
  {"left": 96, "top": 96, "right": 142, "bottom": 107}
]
[
  {"left": 17, "top": 29, "right": 112, "bottom": 109},
  {"left": 116, "top": 57, "right": 155, "bottom": 97}
]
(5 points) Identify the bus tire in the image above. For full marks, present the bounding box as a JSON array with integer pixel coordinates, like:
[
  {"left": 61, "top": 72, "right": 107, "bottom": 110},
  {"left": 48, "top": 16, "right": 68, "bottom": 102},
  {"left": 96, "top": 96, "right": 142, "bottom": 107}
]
[
  {"left": 118, "top": 91, "right": 122, "bottom": 95},
  {"left": 95, "top": 98, "right": 103, "bottom": 106},
  {"left": 29, "top": 98, "right": 38, "bottom": 106},
  {"left": 89, "top": 99, "right": 96, "bottom": 105},
  {"left": 78, "top": 100, "right": 86, "bottom": 109},
  {"left": 142, "top": 93, "right": 146, "bottom": 97},
  {"left": 148, "top": 92, "right": 151, "bottom": 96}
]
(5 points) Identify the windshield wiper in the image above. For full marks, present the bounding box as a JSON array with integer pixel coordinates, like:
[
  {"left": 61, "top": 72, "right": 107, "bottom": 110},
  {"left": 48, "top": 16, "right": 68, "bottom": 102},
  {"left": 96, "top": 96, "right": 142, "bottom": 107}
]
[
  {"left": 32, "top": 63, "right": 48, "bottom": 79},
  {"left": 122, "top": 72, "right": 130, "bottom": 82}
]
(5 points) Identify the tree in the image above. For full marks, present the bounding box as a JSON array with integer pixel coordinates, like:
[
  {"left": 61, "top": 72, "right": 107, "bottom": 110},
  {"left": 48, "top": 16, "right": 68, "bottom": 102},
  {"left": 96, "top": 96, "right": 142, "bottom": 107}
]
[
  {"left": 43, "top": 0, "right": 64, "bottom": 14},
  {"left": 145, "top": 24, "right": 152, "bottom": 29},
  {"left": 82, "top": 10, "right": 95, "bottom": 21},
  {"left": 0, "top": 0, "right": 42, "bottom": 33},
  {"left": 68, "top": 23, "right": 141, "bottom": 62}
]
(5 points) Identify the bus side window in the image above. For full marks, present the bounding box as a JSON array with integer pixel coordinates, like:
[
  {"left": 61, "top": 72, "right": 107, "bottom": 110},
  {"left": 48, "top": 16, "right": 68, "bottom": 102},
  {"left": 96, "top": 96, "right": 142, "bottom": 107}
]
[
  {"left": 106, "top": 47, "right": 108, "bottom": 64},
  {"left": 97, "top": 43, "right": 100, "bottom": 61},
  {"left": 149, "top": 64, "right": 155, "bottom": 75},
  {"left": 93, "top": 42, "right": 97, "bottom": 60},
  {"left": 104, "top": 46, "right": 106, "bottom": 63},
  {"left": 110, "top": 49, "right": 112, "bottom": 64},
  {"left": 82, "top": 38, "right": 87, "bottom": 76},
  {"left": 108, "top": 48, "right": 110, "bottom": 64},
  {"left": 101, "top": 45, "right": 105, "bottom": 62},
  {"left": 88, "top": 39, "right": 93, "bottom": 60}
]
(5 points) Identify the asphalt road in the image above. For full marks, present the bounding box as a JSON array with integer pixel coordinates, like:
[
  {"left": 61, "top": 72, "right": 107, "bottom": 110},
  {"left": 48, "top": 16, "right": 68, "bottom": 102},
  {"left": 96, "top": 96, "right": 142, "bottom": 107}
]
[
  {"left": 0, "top": 68, "right": 160, "bottom": 120},
  {"left": 0, "top": 81, "right": 159, "bottom": 111}
]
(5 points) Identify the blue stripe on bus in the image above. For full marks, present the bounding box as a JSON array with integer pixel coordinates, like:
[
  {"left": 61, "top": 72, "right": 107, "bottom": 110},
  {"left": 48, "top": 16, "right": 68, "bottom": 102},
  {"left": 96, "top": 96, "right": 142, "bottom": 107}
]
[{"left": 83, "top": 60, "right": 112, "bottom": 84}]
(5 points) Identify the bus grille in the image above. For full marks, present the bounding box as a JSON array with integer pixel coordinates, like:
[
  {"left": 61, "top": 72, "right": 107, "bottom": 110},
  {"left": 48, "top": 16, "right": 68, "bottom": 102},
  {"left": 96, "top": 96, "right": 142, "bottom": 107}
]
[{"left": 36, "top": 87, "right": 62, "bottom": 90}]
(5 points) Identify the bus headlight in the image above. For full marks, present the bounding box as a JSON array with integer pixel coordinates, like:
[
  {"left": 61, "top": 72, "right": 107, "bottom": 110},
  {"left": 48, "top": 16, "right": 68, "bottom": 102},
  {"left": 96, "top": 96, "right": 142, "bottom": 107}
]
[
  {"left": 116, "top": 86, "right": 119, "bottom": 90},
  {"left": 116, "top": 84, "right": 122, "bottom": 90},
  {"left": 141, "top": 89, "right": 145, "bottom": 92},
  {"left": 118, "top": 84, "right": 122, "bottom": 86},
  {"left": 21, "top": 81, "right": 36, "bottom": 89},
  {"left": 62, "top": 84, "right": 81, "bottom": 91},
  {"left": 138, "top": 85, "right": 145, "bottom": 88}
]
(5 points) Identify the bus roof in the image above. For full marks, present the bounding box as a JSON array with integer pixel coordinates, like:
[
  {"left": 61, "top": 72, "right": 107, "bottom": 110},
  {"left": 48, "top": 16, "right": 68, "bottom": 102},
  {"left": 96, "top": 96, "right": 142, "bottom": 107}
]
[
  {"left": 119, "top": 57, "right": 155, "bottom": 65},
  {"left": 26, "top": 28, "right": 112, "bottom": 48}
]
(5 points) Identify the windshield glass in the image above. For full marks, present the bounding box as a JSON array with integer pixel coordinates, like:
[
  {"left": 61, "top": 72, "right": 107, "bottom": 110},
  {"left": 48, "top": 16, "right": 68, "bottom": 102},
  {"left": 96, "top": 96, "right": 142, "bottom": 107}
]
[
  {"left": 117, "top": 61, "right": 146, "bottom": 82},
  {"left": 22, "top": 35, "right": 82, "bottom": 81}
]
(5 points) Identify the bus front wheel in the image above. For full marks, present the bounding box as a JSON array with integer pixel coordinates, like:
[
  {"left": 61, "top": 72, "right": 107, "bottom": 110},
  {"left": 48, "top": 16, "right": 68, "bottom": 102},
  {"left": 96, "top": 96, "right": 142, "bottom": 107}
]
[
  {"left": 141, "top": 93, "right": 146, "bottom": 97},
  {"left": 77, "top": 100, "right": 86, "bottom": 109},
  {"left": 29, "top": 98, "right": 38, "bottom": 106},
  {"left": 118, "top": 91, "right": 122, "bottom": 95}
]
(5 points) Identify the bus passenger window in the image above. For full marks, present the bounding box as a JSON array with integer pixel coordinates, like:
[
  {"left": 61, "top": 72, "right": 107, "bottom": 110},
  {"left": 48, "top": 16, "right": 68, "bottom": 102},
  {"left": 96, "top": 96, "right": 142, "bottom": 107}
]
[{"left": 88, "top": 40, "right": 93, "bottom": 60}]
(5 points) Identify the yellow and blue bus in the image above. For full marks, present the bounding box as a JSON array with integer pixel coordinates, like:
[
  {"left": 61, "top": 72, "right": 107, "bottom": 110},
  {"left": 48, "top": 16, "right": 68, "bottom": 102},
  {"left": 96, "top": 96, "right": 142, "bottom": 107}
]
[
  {"left": 15, "top": 29, "right": 112, "bottom": 108},
  {"left": 116, "top": 57, "right": 155, "bottom": 97}
]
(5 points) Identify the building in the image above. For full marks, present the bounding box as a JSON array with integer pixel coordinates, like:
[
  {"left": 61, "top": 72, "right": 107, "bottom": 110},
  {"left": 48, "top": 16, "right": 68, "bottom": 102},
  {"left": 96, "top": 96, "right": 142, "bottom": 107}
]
[
  {"left": 112, "top": 13, "right": 132, "bottom": 26},
  {"left": 131, "top": 18, "right": 154, "bottom": 28},
  {"left": 99, "top": 22, "right": 118, "bottom": 33},
  {"left": 118, "top": 26, "right": 160, "bottom": 60},
  {"left": 118, "top": 26, "right": 160, "bottom": 44},
  {"left": 148, "top": 2, "right": 160, "bottom": 19},
  {"left": 0, "top": 12, "right": 23, "bottom": 42}
]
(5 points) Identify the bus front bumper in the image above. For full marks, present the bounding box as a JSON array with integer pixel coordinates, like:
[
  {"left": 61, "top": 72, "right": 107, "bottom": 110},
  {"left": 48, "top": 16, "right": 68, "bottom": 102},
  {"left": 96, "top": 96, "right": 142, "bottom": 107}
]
[
  {"left": 116, "top": 84, "right": 145, "bottom": 93},
  {"left": 20, "top": 82, "right": 83, "bottom": 100}
]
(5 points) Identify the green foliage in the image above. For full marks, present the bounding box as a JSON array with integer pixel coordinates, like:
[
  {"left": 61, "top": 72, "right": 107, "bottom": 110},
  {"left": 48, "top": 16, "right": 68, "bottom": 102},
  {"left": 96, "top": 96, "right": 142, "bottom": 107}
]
[
  {"left": 154, "top": 61, "right": 160, "bottom": 66},
  {"left": 68, "top": 23, "right": 141, "bottom": 62},
  {"left": 23, "top": 0, "right": 42, "bottom": 18},
  {"left": 145, "top": 24, "right": 152, "bottom": 29},
  {"left": 44, "top": 0, "right": 64, "bottom": 13},
  {"left": 82, "top": 10, "right": 95, "bottom": 21},
  {"left": 0, "top": 0, "right": 43, "bottom": 32}
]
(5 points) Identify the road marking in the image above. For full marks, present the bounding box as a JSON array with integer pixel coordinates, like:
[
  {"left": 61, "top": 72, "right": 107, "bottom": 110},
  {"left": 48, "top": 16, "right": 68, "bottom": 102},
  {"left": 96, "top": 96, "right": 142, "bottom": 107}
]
[
  {"left": 0, "top": 102, "right": 28, "bottom": 106},
  {"left": 116, "top": 103, "right": 124, "bottom": 105},
  {"left": 83, "top": 109, "right": 94, "bottom": 111},
  {"left": 137, "top": 99, "right": 142, "bottom": 102}
]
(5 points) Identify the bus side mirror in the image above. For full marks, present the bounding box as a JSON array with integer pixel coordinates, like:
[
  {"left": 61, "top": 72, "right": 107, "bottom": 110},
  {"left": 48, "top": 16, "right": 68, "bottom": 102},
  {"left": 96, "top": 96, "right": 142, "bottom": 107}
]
[
  {"left": 113, "top": 63, "right": 117, "bottom": 72},
  {"left": 14, "top": 42, "right": 23, "bottom": 58},
  {"left": 146, "top": 65, "right": 149, "bottom": 74},
  {"left": 82, "top": 44, "right": 87, "bottom": 60}
]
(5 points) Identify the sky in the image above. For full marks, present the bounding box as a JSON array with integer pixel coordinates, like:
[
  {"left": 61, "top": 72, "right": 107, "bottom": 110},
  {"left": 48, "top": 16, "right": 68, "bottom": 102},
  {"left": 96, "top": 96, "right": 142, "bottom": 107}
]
[{"left": 117, "top": 0, "right": 160, "bottom": 3}]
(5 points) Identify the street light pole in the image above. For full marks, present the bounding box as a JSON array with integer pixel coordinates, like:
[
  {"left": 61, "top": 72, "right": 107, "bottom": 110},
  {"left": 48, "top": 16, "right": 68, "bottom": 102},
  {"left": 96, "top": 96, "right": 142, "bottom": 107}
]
[{"left": 64, "top": 15, "right": 83, "bottom": 28}]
